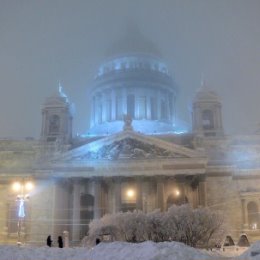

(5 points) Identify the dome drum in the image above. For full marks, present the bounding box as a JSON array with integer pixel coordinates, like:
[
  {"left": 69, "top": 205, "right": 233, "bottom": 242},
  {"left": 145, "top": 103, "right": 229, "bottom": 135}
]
[{"left": 89, "top": 54, "right": 178, "bottom": 135}]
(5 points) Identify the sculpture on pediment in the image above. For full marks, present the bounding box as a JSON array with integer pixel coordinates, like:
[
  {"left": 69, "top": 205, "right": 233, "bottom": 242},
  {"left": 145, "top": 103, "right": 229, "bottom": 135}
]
[
  {"left": 73, "top": 137, "right": 187, "bottom": 161},
  {"left": 123, "top": 114, "right": 133, "bottom": 131}
]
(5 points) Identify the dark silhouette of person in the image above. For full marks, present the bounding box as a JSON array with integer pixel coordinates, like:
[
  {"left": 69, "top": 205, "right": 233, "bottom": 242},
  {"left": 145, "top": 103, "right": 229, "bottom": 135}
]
[
  {"left": 47, "top": 235, "right": 52, "bottom": 247},
  {"left": 58, "top": 236, "right": 63, "bottom": 248},
  {"left": 96, "top": 238, "right": 101, "bottom": 245}
]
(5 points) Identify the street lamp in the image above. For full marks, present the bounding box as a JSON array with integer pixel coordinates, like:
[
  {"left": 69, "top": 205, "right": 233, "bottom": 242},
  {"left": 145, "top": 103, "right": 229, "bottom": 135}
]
[
  {"left": 126, "top": 189, "right": 135, "bottom": 198},
  {"left": 174, "top": 189, "right": 180, "bottom": 197},
  {"left": 12, "top": 180, "right": 34, "bottom": 245}
]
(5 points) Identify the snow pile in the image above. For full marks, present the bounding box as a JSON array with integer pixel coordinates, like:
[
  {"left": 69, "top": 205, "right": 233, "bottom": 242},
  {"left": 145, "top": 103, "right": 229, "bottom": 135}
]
[
  {"left": 0, "top": 245, "right": 88, "bottom": 260},
  {"left": 88, "top": 241, "right": 211, "bottom": 260},
  {"left": 0, "top": 241, "right": 213, "bottom": 260},
  {"left": 239, "top": 240, "right": 260, "bottom": 259}
]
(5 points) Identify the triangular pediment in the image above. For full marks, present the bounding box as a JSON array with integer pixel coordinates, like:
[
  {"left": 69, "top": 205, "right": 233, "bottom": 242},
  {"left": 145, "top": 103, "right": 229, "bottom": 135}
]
[{"left": 57, "top": 131, "right": 203, "bottom": 162}]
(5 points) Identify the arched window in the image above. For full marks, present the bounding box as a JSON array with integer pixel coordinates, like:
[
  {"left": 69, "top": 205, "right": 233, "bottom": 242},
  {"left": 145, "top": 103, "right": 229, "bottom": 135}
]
[
  {"left": 49, "top": 115, "right": 60, "bottom": 134},
  {"left": 223, "top": 235, "right": 235, "bottom": 246},
  {"left": 202, "top": 110, "right": 214, "bottom": 130},
  {"left": 166, "top": 193, "right": 188, "bottom": 209},
  {"left": 247, "top": 201, "right": 259, "bottom": 229},
  {"left": 237, "top": 234, "right": 250, "bottom": 247},
  {"left": 80, "top": 194, "right": 94, "bottom": 238}
]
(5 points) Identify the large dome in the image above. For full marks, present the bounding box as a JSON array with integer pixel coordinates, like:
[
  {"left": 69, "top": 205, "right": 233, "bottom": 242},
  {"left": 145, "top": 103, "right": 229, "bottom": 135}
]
[{"left": 88, "top": 53, "right": 178, "bottom": 135}]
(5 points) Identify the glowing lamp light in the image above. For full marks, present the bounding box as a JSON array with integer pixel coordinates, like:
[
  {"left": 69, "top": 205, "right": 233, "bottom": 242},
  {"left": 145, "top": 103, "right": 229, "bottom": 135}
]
[
  {"left": 126, "top": 189, "right": 135, "bottom": 198},
  {"left": 25, "top": 181, "right": 34, "bottom": 191},
  {"left": 12, "top": 182, "right": 22, "bottom": 192},
  {"left": 174, "top": 189, "right": 180, "bottom": 196}
]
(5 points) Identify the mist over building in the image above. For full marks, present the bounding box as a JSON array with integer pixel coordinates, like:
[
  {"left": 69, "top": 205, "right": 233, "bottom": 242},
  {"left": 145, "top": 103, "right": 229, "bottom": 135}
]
[{"left": 0, "top": 32, "right": 260, "bottom": 246}]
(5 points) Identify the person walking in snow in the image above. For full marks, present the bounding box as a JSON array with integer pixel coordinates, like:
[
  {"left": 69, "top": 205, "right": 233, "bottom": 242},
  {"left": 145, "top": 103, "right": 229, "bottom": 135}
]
[
  {"left": 58, "top": 236, "right": 63, "bottom": 248},
  {"left": 96, "top": 238, "right": 101, "bottom": 245},
  {"left": 47, "top": 235, "right": 52, "bottom": 247}
]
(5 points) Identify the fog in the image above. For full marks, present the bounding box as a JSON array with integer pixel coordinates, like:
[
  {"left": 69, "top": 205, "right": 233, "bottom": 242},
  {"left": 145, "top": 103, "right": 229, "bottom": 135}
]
[{"left": 0, "top": 0, "right": 260, "bottom": 138}]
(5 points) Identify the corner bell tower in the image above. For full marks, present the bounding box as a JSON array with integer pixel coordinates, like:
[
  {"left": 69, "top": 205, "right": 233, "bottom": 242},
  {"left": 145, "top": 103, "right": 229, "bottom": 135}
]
[
  {"left": 41, "top": 85, "right": 73, "bottom": 144},
  {"left": 192, "top": 82, "right": 224, "bottom": 137}
]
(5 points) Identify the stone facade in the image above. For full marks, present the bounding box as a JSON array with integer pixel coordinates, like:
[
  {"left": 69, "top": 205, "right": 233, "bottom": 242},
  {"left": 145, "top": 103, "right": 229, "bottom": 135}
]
[{"left": 1, "top": 53, "right": 260, "bottom": 246}]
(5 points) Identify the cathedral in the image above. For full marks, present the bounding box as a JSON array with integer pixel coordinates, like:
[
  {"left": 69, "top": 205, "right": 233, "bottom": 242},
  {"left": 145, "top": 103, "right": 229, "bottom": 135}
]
[{"left": 1, "top": 51, "right": 260, "bottom": 246}]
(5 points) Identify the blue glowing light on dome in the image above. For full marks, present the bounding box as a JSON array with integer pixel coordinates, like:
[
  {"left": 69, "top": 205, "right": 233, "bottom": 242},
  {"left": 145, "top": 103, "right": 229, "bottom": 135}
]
[
  {"left": 173, "top": 130, "right": 188, "bottom": 135},
  {"left": 114, "top": 61, "right": 121, "bottom": 70}
]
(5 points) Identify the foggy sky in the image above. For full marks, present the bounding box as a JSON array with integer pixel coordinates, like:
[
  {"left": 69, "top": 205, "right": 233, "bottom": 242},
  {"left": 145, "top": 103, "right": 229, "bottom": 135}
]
[{"left": 1, "top": 0, "right": 260, "bottom": 138}]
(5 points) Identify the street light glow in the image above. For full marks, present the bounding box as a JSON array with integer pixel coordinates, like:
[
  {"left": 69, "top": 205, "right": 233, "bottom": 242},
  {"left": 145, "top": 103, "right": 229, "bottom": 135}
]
[
  {"left": 12, "top": 182, "right": 21, "bottom": 192},
  {"left": 11, "top": 179, "right": 35, "bottom": 244},
  {"left": 126, "top": 189, "right": 135, "bottom": 198},
  {"left": 25, "top": 181, "right": 34, "bottom": 191},
  {"left": 174, "top": 189, "right": 180, "bottom": 196}
]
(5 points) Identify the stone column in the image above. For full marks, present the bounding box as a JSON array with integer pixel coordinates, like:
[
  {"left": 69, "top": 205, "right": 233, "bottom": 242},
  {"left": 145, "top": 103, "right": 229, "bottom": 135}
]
[
  {"left": 90, "top": 97, "right": 95, "bottom": 127},
  {"left": 114, "top": 180, "right": 121, "bottom": 213},
  {"left": 198, "top": 180, "right": 206, "bottom": 206},
  {"left": 136, "top": 178, "right": 143, "bottom": 210},
  {"left": 219, "top": 106, "right": 223, "bottom": 129},
  {"left": 123, "top": 88, "right": 127, "bottom": 115},
  {"left": 94, "top": 179, "right": 102, "bottom": 219},
  {"left": 147, "top": 96, "right": 151, "bottom": 120},
  {"left": 94, "top": 94, "right": 99, "bottom": 125},
  {"left": 71, "top": 180, "right": 81, "bottom": 242},
  {"left": 171, "top": 94, "right": 176, "bottom": 123},
  {"left": 111, "top": 89, "right": 116, "bottom": 120},
  {"left": 101, "top": 93, "right": 106, "bottom": 123},
  {"left": 166, "top": 91, "right": 170, "bottom": 121},
  {"left": 157, "top": 90, "right": 161, "bottom": 120},
  {"left": 156, "top": 177, "right": 165, "bottom": 212},
  {"left": 142, "top": 181, "right": 149, "bottom": 213},
  {"left": 41, "top": 110, "right": 46, "bottom": 137},
  {"left": 241, "top": 199, "right": 248, "bottom": 229},
  {"left": 134, "top": 91, "right": 139, "bottom": 119}
]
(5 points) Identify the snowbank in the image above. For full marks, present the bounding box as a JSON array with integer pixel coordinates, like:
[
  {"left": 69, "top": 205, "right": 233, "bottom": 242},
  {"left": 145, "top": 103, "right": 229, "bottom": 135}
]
[
  {"left": 239, "top": 240, "right": 260, "bottom": 259},
  {"left": 0, "top": 241, "right": 244, "bottom": 260},
  {"left": 88, "top": 241, "right": 211, "bottom": 260}
]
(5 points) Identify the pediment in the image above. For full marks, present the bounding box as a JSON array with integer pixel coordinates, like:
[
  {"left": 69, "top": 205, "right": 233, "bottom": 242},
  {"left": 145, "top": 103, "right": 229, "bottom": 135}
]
[{"left": 57, "top": 131, "right": 203, "bottom": 162}]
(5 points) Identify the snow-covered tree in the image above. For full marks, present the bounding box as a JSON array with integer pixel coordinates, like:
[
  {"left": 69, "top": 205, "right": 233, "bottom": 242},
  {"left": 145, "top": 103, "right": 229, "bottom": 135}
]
[
  {"left": 165, "top": 205, "right": 225, "bottom": 247},
  {"left": 146, "top": 209, "right": 166, "bottom": 242},
  {"left": 87, "top": 205, "right": 225, "bottom": 248}
]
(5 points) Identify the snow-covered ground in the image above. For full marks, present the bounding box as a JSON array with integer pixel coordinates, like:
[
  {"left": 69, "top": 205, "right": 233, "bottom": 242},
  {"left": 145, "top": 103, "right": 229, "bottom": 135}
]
[{"left": 0, "top": 240, "right": 256, "bottom": 260}]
